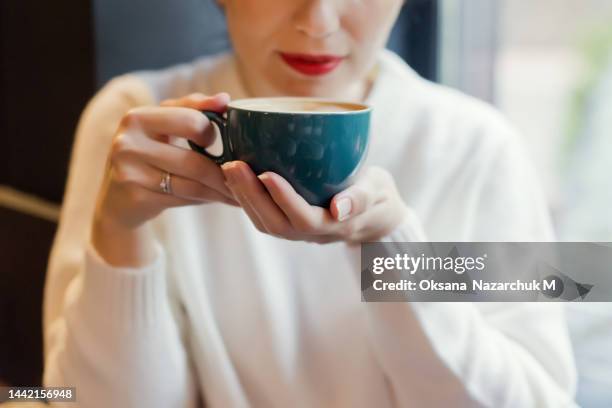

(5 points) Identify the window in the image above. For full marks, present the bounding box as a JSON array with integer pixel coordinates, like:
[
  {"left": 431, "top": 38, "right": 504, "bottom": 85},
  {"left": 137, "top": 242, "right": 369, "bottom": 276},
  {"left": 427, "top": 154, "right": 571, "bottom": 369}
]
[{"left": 438, "top": 2, "right": 612, "bottom": 406}]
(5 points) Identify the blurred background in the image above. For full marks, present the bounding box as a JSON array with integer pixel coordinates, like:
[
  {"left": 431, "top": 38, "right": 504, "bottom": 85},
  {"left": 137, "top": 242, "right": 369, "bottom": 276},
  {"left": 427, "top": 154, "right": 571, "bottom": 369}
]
[{"left": 1, "top": 0, "right": 611, "bottom": 406}]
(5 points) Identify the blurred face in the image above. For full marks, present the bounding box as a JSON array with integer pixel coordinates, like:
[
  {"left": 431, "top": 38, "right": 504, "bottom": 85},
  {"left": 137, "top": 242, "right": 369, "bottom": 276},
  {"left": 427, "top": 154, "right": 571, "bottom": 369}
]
[{"left": 219, "top": 0, "right": 404, "bottom": 100}]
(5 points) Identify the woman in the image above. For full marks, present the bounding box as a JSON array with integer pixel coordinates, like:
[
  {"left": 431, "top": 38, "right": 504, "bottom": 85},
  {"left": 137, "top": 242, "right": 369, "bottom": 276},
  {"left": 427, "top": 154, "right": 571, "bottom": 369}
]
[{"left": 43, "top": 0, "right": 577, "bottom": 406}]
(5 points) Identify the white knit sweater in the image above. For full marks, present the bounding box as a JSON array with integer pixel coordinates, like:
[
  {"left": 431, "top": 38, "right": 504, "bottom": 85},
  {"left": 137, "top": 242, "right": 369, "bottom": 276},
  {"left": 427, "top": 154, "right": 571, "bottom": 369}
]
[{"left": 43, "top": 49, "right": 577, "bottom": 407}]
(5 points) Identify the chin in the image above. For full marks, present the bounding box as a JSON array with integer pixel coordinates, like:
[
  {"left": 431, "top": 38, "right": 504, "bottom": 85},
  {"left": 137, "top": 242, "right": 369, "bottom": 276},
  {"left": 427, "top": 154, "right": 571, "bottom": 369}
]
[
  {"left": 284, "top": 87, "right": 324, "bottom": 97},
  {"left": 277, "top": 78, "right": 341, "bottom": 98}
]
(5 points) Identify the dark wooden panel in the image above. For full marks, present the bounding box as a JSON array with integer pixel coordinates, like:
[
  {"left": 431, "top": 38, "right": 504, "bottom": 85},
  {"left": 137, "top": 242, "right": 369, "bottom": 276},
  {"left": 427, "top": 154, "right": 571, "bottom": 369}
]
[
  {"left": 0, "top": 208, "right": 57, "bottom": 386},
  {"left": 0, "top": 0, "right": 96, "bottom": 203}
]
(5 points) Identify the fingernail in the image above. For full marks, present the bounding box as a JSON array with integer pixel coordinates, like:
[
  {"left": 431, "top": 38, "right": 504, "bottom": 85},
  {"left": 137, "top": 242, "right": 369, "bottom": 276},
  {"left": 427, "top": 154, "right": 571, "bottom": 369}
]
[
  {"left": 221, "top": 162, "right": 237, "bottom": 184},
  {"left": 336, "top": 197, "right": 352, "bottom": 221},
  {"left": 257, "top": 173, "right": 270, "bottom": 184},
  {"left": 215, "top": 92, "right": 230, "bottom": 101}
]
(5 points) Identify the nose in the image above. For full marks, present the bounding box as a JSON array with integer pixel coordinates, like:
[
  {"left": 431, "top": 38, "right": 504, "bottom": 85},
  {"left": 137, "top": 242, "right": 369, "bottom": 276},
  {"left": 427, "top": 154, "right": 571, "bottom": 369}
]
[{"left": 293, "top": 0, "right": 340, "bottom": 40}]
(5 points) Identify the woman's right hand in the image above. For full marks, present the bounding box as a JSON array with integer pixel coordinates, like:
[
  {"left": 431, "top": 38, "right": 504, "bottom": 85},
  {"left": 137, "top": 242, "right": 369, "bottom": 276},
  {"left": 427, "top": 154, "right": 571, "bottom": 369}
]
[{"left": 91, "top": 92, "right": 237, "bottom": 267}]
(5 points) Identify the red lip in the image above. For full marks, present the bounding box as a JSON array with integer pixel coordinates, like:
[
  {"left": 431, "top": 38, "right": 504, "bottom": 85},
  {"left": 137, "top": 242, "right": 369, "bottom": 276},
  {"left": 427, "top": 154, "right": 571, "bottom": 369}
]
[{"left": 279, "top": 52, "right": 345, "bottom": 76}]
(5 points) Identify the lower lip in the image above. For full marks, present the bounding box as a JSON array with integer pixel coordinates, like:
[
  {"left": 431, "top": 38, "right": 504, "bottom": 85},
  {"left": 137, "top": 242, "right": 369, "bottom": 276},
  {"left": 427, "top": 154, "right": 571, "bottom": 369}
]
[{"left": 279, "top": 53, "right": 344, "bottom": 76}]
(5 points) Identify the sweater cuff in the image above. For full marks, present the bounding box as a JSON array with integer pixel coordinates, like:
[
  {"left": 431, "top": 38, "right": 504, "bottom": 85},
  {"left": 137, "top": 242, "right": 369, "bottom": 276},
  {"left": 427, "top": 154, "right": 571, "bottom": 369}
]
[
  {"left": 78, "top": 240, "right": 169, "bottom": 331},
  {"left": 379, "top": 207, "right": 427, "bottom": 243},
  {"left": 346, "top": 207, "right": 427, "bottom": 285}
]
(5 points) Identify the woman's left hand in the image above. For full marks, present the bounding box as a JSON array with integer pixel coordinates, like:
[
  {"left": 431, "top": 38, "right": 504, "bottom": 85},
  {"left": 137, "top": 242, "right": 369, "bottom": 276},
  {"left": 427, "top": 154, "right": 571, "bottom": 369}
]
[{"left": 221, "top": 161, "right": 409, "bottom": 244}]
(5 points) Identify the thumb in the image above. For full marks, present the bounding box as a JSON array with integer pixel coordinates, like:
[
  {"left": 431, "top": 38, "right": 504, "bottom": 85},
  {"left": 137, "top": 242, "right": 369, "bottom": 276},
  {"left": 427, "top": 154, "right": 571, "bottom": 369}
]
[
  {"left": 161, "top": 92, "right": 230, "bottom": 111},
  {"left": 330, "top": 168, "right": 391, "bottom": 221},
  {"left": 330, "top": 184, "right": 371, "bottom": 222}
]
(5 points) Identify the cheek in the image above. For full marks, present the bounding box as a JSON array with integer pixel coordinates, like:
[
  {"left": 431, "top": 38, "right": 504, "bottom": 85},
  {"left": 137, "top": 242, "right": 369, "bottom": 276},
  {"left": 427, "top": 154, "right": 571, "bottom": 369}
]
[
  {"left": 225, "top": 1, "right": 290, "bottom": 51},
  {"left": 343, "top": 0, "right": 402, "bottom": 47}
]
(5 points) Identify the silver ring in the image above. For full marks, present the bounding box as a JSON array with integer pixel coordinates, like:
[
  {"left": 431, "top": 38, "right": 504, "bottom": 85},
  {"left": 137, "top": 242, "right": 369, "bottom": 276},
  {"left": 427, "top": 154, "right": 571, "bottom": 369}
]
[{"left": 160, "top": 172, "right": 172, "bottom": 194}]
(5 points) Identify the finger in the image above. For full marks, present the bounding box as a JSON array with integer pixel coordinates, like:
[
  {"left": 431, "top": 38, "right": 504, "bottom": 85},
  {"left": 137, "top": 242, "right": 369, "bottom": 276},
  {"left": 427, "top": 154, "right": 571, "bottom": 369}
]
[
  {"left": 159, "top": 93, "right": 229, "bottom": 146},
  {"left": 227, "top": 187, "right": 268, "bottom": 233},
  {"left": 257, "top": 171, "right": 335, "bottom": 234},
  {"left": 111, "top": 170, "right": 201, "bottom": 209},
  {"left": 121, "top": 105, "right": 220, "bottom": 147},
  {"left": 161, "top": 92, "right": 230, "bottom": 111},
  {"left": 114, "top": 134, "right": 235, "bottom": 200},
  {"left": 329, "top": 174, "right": 385, "bottom": 222},
  {"left": 345, "top": 202, "right": 398, "bottom": 243},
  {"left": 222, "top": 161, "right": 295, "bottom": 238},
  {"left": 139, "top": 188, "right": 201, "bottom": 209},
  {"left": 112, "top": 159, "right": 239, "bottom": 206},
  {"left": 159, "top": 93, "right": 229, "bottom": 152}
]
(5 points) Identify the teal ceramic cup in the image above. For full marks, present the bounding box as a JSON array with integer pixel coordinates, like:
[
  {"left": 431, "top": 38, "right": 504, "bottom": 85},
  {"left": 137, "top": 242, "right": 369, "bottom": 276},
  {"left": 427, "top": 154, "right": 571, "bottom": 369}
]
[{"left": 189, "top": 97, "right": 371, "bottom": 207}]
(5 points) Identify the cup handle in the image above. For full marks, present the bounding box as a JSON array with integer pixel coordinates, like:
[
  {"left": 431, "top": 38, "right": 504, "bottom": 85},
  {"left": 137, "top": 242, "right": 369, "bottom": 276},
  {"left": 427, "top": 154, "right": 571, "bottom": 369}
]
[{"left": 188, "top": 111, "right": 232, "bottom": 164}]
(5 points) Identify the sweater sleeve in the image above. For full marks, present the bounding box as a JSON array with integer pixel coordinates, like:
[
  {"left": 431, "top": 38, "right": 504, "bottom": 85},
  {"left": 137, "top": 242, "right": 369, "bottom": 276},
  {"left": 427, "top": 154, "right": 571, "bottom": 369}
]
[
  {"left": 43, "top": 76, "right": 198, "bottom": 407},
  {"left": 359, "top": 133, "right": 577, "bottom": 407}
]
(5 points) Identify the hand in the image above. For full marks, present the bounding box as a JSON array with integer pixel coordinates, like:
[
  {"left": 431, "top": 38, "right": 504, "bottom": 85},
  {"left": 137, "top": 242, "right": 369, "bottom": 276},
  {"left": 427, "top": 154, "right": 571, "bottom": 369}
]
[
  {"left": 221, "top": 162, "right": 410, "bottom": 244},
  {"left": 92, "top": 92, "right": 238, "bottom": 266}
]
